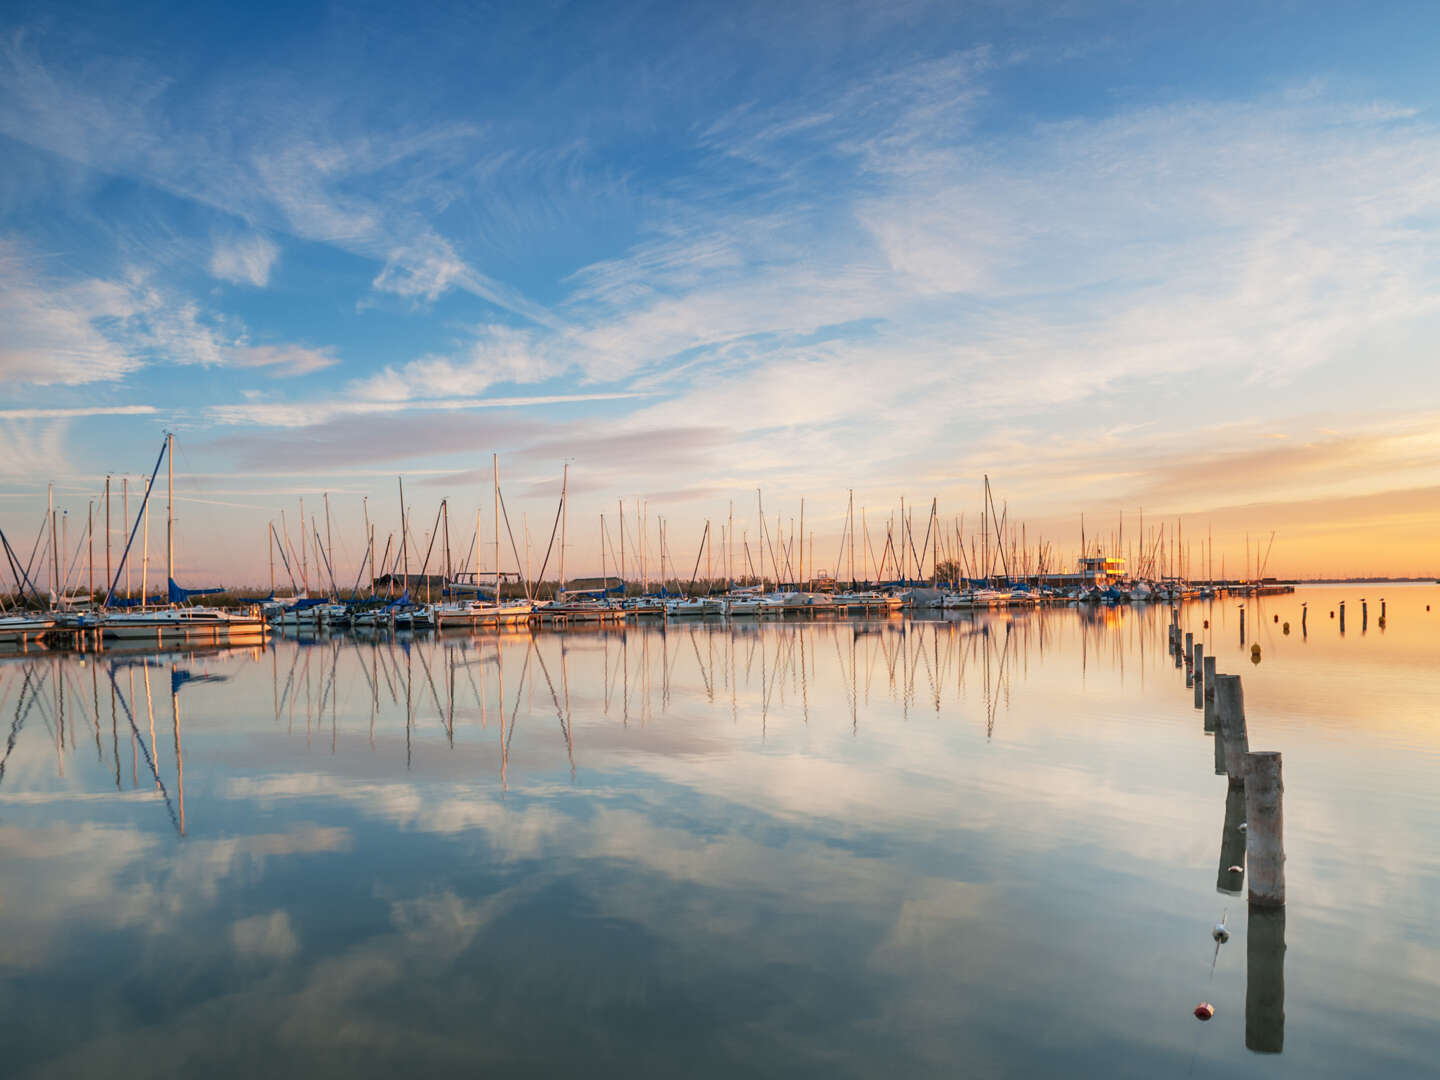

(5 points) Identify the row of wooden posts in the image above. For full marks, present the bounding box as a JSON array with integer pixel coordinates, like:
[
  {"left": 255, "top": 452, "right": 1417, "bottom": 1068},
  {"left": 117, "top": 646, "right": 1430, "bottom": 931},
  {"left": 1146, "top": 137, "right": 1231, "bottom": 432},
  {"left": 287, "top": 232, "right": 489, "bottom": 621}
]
[{"left": 1170, "top": 611, "right": 1285, "bottom": 1054}]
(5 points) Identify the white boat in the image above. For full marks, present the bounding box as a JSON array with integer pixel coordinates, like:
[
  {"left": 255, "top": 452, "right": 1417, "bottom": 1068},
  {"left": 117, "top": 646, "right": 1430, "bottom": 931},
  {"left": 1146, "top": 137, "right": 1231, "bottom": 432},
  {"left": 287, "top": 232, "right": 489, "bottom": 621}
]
[
  {"left": 101, "top": 606, "right": 268, "bottom": 642},
  {"left": 433, "top": 599, "right": 535, "bottom": 626},
  {"left": 666, "top": 597, "right": 725, "bottom": 617},
  {"left": 0, "top": 614, "right": 56, "bottom": 640},
  {"left": 725, "top": 594, "right": 775, "bottom": 616}
]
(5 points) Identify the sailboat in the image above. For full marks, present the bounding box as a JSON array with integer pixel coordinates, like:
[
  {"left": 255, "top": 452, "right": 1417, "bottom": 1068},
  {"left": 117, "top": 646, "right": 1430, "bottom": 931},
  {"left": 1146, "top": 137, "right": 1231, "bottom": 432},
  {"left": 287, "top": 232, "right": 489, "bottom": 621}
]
[
  {"left": 98, "top": 434, "right": 268, "bottom": 643},
  {"left": 435, "top": 455, "right": 536, "bottom": 626}
]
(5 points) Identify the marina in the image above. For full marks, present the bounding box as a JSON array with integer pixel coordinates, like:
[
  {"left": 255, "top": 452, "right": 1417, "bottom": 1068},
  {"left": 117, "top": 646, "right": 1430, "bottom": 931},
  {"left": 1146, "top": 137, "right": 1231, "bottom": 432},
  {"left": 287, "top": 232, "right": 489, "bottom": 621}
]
[{"left": 0, "top": 586, "right": 1435, "bottom": 1075}]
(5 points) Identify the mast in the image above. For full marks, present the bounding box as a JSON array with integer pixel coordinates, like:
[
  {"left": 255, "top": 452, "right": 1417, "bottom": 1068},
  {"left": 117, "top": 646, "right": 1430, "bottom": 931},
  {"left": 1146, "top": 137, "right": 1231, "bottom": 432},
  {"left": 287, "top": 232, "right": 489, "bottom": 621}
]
[
  {"left": 756, "top": 489, "right": 765, "bottom": 591},
  {"left": 299, "top": 496, "right": 307, "bottom": 594},
  {"left": 142, "top": 482, "right": 151, "bottom": 605},
  {"left": 398, "top": 477, "right": 408, "bottom": 596},
  {"left": 104, "top": 476, "right": 111, "bottom": 599},
  {"left": 324, "top": 493, "right": 335, "bottom": 596},
  {"left": 122, "top": 477, "right": 130, "bottom": 600},
  {"left": 87, "top": 500, "right": 94, "bottom": 602},
  {"left": 363, "top": 497, "right": 373, "bottom": 597},
  {"left": 48, "top": 482, "right": 56, "bottom": 603},
  {"left": 601, "top": 514, "right": 607, "bottom": 592},
  {"left": 619, "top": 498, "right": 626, "bottom": 594},
  {"left": 706, "top": 518, "right": 712, "bottom": 593},
  {"left": 899, "top": 495, "right": 906, "bottom": 582},
  {"left": 441, "top": 498, "right": 450, "bottom": 592},
  {"left": 493, "top": 455, "right": 501, "bottom": 605},
  {"left": 848, "top": 490, "right": 855, "bottom": 588},
  {"left": 559, "top": 463, "right": 568, "bottom": 599},
  {"left": 728, "top": 500, "right": 734, "bottom": 590},
  {"left": 268, "top": 522, "right": 275, "bottom": 597},
  {"left": 166, "top": 431, "right": 174, "bottom": 600},
  {"left": 799, "top": 498, "right": 805, "bottom": 590}
]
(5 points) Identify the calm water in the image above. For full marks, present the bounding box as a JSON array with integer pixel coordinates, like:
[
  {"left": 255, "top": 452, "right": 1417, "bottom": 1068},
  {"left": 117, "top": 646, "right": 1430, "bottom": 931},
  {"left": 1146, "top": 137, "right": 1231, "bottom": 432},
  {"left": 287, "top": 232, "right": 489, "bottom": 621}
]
[{"left": 2, "top": 586, "right": 1437, "bottom": 1077}]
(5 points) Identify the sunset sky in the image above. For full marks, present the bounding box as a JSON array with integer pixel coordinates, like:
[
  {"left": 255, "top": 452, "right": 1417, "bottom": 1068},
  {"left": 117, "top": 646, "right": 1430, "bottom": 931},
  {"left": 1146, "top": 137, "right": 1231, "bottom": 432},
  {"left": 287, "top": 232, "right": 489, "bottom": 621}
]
[{"left": 2, "top": 1, "right": 1438, "bottom": 586}]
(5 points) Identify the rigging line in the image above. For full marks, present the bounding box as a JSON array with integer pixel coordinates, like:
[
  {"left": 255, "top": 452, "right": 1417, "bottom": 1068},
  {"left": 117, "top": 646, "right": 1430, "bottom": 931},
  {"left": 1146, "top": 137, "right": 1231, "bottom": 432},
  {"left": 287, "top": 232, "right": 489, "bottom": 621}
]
[
  {"left": 494, "top": 488, "right": 529, "bottom": 600},
  {"left": 270, "top": 523, "right": 299, "bottom": 593},
  {"left": 104, "top": 436, "right": 167, "bottom": 606},
  {"left": 528, "top": 487, "right": 566, "bottom": 598}
]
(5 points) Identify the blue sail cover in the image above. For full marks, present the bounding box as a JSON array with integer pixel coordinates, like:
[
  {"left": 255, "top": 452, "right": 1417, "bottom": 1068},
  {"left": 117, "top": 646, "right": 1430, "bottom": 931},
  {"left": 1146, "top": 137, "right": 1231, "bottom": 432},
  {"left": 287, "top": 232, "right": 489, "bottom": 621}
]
[
  {"left": 282, "top": 597, "right": 327, "bottom": 612},
  {"left": 169, "top": 578, "right": 224, "bottom": 604},
  {"left": 108, "top": 594, "right": 167, "bottom": 607}
]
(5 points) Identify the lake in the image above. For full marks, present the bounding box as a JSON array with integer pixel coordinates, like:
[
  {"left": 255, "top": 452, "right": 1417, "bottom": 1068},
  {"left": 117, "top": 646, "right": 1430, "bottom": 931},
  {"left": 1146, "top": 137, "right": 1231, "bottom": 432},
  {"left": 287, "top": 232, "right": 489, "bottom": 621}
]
[{"left": 2, "top": 585, "right": 1437, "bottom": 1077}]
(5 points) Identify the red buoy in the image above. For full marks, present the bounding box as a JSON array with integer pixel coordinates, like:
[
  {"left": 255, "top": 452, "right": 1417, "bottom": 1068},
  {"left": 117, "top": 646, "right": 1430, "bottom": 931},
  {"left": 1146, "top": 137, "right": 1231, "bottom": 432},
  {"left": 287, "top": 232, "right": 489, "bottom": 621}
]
[{"left": 1194, "top": 1003, "right": 1215, "bottom": 1021}]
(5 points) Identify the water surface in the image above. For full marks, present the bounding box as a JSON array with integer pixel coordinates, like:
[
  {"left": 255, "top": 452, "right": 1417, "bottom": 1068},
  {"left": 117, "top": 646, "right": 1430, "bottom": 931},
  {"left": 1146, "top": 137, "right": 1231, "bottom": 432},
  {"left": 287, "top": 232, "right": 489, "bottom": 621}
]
[{"left": 2, "top": 586, "right": 1437, "bottom": 1077}]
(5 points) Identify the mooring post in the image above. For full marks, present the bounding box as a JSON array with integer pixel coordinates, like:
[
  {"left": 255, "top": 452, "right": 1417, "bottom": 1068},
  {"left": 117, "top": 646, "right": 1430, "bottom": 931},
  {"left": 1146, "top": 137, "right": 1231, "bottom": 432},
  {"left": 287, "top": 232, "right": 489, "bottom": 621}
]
[
  {"left": 1380, "top": 597, "right": 1386, "bottom": 620},
  {"left": 1239, "top": 605, "right": 1246, "bottom": 644},
  {"left": 1214, "top": 674, "right": 1249, "bottom": 787},
  {"left": 1193, "top": 643, "right": 1204, "bottom": 707},
  {"left": 1202, "top": 654, "right": 1217, "bottom": 733},
  {"left": 1246, "top": 904, "right": 1286, "bottom": 1053},
  {"left": 1339, "top": 600, "right": 1345, "bottom": 633},
  {"left": 1243, "top": 750, "right": 1285, "bottom": 907}
]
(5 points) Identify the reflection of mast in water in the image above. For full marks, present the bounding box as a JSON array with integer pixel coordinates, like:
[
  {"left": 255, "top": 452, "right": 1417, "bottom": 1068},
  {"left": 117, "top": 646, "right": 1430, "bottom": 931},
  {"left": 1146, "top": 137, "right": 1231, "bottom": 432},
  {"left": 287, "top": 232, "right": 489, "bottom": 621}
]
[
  {"left": 532, "top": 638, "right": 574, "bottom": 781},
  {"left": 798, "top": 627, "right": 809, "bottom": 726},
  {"left": 502, "top": 641, "right": 534, "bottom": 789},
  {"left": 404, "top": 640, "right": 413, "bottom": 769},
  {"left": 106, "top": 665, "right": 182, "bottom": 836},
  {"left": 0, "top": 665, "right": 47, "bottom": 788},
  {"left": 170, "top": 666, "right": 186, "bottom": 836},
  {"left": 730, "top": 624, "right": 739, "bottom": 727},
  {"left": 496, "top": 636, "right": 507, "bottom": 790},
  {"left": 110, "top": 671, "right": 121, "bottom": 790}
]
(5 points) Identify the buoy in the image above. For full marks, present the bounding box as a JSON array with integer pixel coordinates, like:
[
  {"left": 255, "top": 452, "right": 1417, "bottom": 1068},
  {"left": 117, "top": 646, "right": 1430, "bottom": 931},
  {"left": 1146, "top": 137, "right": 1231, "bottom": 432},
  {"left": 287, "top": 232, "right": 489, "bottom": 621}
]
[
  {"left": 1203, "top": 619, "right": 1209, "bottom": 629},
  {"left": 1273, "top": 614, "right": 1279, "bottom": 623},
  {"left": 1212, "top": 923, "right": 1230, "bottom": 943},
  {"left": 1227, "top": 865, "right": 1243, "bottom": 874},
  {"left": 1194, "top": 1003, "right": 1215, "bottom": 1021},
  {"left": 1238, "top": 823, "right": 1247, "bottom": 832},
  {"left": 1330, "top": 611, "right": 1335, "bottom": 618},
  {"left": 1282, "top": 622, "right": 1290, "bottom": 634},
  {"left": 1250, "top": 643, "right": 1261, "bottom": 665}
]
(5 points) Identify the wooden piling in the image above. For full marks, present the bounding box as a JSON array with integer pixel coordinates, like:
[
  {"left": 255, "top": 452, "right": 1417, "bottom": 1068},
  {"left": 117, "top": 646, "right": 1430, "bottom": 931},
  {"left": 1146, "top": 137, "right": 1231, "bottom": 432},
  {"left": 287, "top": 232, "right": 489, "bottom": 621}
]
[
  {"left": 1184, "top": 632, "right": 1195, "bottom": 686},
  {"left": 1214, "top": 674, "right": 1249, "bottom": 788},
  {"left": 1242, "top": 750, "right": 1285, "bottom": 908},
  {"left": 1192, "top": 643, "right": 1204, "bottom": 708}
]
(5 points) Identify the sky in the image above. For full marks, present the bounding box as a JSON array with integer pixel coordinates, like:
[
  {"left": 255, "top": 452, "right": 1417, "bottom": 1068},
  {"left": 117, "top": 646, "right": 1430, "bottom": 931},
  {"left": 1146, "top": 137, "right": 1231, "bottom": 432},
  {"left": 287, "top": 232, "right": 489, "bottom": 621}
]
[{"left": 2, "top": 0, "right": 1439, "bottom": 588}]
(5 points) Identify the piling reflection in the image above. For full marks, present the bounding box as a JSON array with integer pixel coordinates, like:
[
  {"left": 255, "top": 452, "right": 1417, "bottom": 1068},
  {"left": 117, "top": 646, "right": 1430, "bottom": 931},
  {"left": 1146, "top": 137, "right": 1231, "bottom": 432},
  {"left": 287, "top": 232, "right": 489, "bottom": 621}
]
[
  {"left": 1247, "top": 904, "right": 1287, "bottom": 1053},
  {"left": 1217, "top": 784, "right": 1246, "bottom": 895}
]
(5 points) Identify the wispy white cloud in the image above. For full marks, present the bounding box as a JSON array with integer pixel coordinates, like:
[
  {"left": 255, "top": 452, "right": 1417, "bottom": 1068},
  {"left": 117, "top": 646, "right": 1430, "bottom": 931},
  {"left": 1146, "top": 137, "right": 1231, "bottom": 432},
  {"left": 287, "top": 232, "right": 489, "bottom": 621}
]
[
  {"left": 209, "top": 232, "right": 279, "bottom": 287},
  {"left": 208, "top": 390, "right": 646, "bottom": 428},
  {"left": 228, "top": 344, "right": 339, "bottom": 377},
  {"left": 0, "top": 405, "right": 157, "bottom": 419},
  {"left": 0, "top": 40, "right": 552, "bottom": 323}
]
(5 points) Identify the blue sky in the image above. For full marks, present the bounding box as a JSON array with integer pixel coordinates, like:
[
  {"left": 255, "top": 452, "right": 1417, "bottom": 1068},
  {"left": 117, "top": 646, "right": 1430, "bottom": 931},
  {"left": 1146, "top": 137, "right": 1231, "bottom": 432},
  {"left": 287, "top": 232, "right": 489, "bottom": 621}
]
[{"left": 3, "top": 1, "right": 1440, "bottom": 583}]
